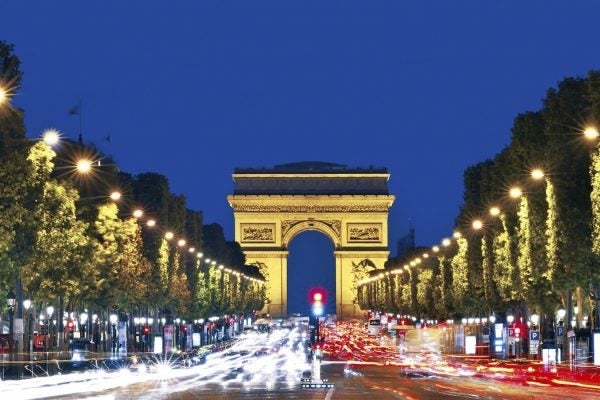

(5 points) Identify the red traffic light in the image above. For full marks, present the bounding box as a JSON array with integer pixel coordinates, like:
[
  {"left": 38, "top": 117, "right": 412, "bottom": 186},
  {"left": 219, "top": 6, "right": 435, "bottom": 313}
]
[
  {"left": 142, "top": 326, "right": 150, "bottom": 334},
  {"left": 66, "top": 319, "right": 75, "bottom": 332},
  {"left": 308, "top": 287, "right": 327, "bottom": 304}
]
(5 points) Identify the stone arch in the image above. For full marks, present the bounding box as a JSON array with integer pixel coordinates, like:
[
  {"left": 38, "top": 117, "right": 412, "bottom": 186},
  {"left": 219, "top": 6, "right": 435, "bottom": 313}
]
[
  {"left": 227, "top": 162, "right": 395, "bottom": 319},
  {"left": 281, "top": 220, "right": 341, "bottom": 249}
]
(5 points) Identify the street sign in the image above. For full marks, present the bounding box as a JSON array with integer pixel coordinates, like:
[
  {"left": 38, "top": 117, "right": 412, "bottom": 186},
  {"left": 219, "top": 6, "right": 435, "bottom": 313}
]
[
  {"left": 530, "top": 331, "right": 540, "bottom": 341},
  {"left": 567, "top": 330, "right": 575, "bottom": 338},
  {"left": 556, "top": 326, "right": 564, "bottom": 337},
  {"left": 508, "top": 328, "right": 515, "bottom": 337}
]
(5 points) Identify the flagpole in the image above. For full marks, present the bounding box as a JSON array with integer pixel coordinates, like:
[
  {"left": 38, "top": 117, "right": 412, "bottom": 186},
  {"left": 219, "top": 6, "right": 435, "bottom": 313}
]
[{"left": 79, "top": 99, "right": 82, "bottom": 143}]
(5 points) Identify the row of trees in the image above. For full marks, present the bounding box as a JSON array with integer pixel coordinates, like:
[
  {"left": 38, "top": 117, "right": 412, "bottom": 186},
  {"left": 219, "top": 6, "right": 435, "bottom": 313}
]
[
  {"left": 0, "top": 41, "right": 266, "bottom": 332},
  {"left": 358, "top": 70, "right": 600, "bottom": 328}
]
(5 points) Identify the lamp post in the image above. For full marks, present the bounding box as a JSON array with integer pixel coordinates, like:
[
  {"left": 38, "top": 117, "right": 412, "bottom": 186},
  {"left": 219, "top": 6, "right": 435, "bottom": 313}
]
[
  {"left": 23, "top": 299, "right": 32, "bottom": 363},
  {"left": 506, "top": 314, "right": 515, "bottom": 358},
  {"left": 79, "top": 312, "right": 88, "bottom": 339},
  {"left": 23, "top": 299, "right": 34, "bottom": 376},
  {"left": 6, "top": 291, "right": 16, "bottom": 364},
  {"left": 46, "top": 305, "right": 54, "bottom": 352},
  {"left": 91, "top": 314, "right": 99, "bottom": 351},
  {"left": 110, "top": 314, "right": 118, "bottom": 354}
]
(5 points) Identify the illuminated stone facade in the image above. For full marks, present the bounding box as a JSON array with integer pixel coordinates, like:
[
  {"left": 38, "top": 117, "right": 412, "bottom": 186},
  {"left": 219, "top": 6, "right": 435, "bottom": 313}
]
[{"left": 227, "top": 162, "right": 395, "bottom": 319}]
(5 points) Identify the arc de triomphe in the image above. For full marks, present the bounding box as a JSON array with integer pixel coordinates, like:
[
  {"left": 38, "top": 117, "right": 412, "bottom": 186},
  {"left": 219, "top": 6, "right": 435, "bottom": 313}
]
[{"left": 227, "top": 162, "right": 395, "bottom": 319}]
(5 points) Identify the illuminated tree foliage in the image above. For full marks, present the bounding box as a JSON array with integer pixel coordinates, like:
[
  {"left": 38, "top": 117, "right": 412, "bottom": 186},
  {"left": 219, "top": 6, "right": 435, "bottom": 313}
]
[
  {"left": 0, "top": 40, "right": 265, "bottom": 322},
  {"left": 450, "top": 237, "right": 469, "bottom": 312},
  {"left": 591, "top": 145, "right": 600, "bottom": 254},
  {"left": 156, "top": 239, "right": 170, "bottom": 296},
  {"left": 492, "top": 214, "right": 516, "bottom": 301},
  {"left": 400, "top": 272, "right": 411, "bottom": 315},
  {"left": 349, "top": 71, "right": 600, "bottom": 322},
  {"left": 25, "top": 180, "right": 89, "bottom": 306},
  {"left": 0, "top": 142, "right": 51, "bottom": 291},
  {"left": 195, "top": 262, "right": 211, "bottom": 316},
  {"left": 117, "top": 222, "right": 152, "bottom": 308},
  {"left": 416, "top": 268, "right": 434, "bottom": 317},
  {"left": 545, "top": 181, "right": 560, "bottom": 282},
  {"left": 590, "top": 139, "right": 600, "bottom": 299},
  {"left": 393, "top": 274, "right": 403, "bottom": 312},
  {"left": 516, "top": 197, "right": 533, "bottom": 299},
  {"left": 437, "top": 256, "right": 454, "bottom": 314},
  {"left": 0, "top": 40, "right": 25, "bottom": 159},
  {"left": 384, "top": 274, "right": 395, "bottom": 312},
  {"left": 481, "top": 236, "right": 493, "bottom": 303}
]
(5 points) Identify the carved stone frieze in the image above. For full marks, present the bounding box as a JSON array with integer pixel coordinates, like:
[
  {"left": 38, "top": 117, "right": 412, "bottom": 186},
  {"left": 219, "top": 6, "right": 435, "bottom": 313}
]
[
  {"left": 280, "top": 220, "right": 298, "bottom": 238},
  {"left": 324, "top": 220, "right": 341, "bottom": 237},
  {"left": 233, "top": 204, "right": 389, "bottom": 213},
  {"left": 241, "top": 223, "right": 275, "bottom": 242},
  {"left": 281, "top": 219, "right": 341, "bottom": 238},
  {"left": 347, "top": 223, "right": 381, "bottom": 242}
]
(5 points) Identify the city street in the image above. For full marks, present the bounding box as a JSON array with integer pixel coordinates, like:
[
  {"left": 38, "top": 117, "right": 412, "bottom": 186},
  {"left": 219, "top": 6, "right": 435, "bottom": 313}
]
[{"left": 2, "top": 322, "right": 600, "bottom": 399}]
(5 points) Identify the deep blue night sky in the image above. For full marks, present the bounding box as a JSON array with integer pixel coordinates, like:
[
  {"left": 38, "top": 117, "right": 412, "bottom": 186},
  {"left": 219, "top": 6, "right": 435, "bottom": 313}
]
[{"left": 3, "top": 1, "right": 600, "bottom": 311}]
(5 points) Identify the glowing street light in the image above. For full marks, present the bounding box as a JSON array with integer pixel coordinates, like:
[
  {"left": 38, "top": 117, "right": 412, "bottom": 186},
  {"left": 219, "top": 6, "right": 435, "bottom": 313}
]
[
  {"left": 490, "top": 206, "right": 501, "bottom": 216},
  {"left": 509, "top": 187, "right": 522, "bottom": 199},
  {"left": 0, "top": 85, "right": 7, "bottom": 105},
  {"left": 42, "top": 129, "right": 60, "bottom": 146},
  {"left": 472, "top": 219, "right": 483, "bottom": 230},
  {"left": 584, "top": 126, "right": 599, "bottom": 140},
  {"left": 177, "top": 239, "right": 186, "bottom": 247},
  {"left": 531, "top": 168, "right": 545, "bottom": 180},
  {"left": 132, "top": 209, "right": 143, "bottom": 218},
  {"left": 146, "top": 219, "right": 156, "bottom": 227},
  {"left": 110, "top": 191, "right": 122, "bottom": 201},
  {"left": 164, "top": 231, "right": 174, "bottom": 240},
  {"left": 76, "top": 159, "right": 93, "bottom": 174}
]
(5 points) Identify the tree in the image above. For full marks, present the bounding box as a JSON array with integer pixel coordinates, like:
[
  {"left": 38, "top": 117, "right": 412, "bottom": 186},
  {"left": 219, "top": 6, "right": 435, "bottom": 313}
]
[
  {"left": 23, "top": 181, "right": 90, "bottom": 307},
  {"left": 450, "top": 237, "right": 469, "bottom": 314},
  {"left": 0, "top": 40, "right": 25, "bottom": 159}
]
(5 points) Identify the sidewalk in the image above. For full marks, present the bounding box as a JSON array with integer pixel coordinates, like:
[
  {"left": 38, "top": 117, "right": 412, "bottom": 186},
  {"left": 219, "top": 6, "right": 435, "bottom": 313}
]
[{"left": 446, "top": 355, "right": 600, "bottom": 387}]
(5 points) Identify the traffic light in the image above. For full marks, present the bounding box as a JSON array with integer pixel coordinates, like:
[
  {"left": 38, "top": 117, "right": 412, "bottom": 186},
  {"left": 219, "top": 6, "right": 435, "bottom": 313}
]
[
  {"left": 142, "top": 325, "right": 150, "bottom": 337},
  {"left": 309, "top": 288, "right": 326, "bottom": 317},
  {"left": 66, "top": 318, "right": 75, "bottom": 332},
  {"left": 66, "top": 318, "right": 75, "bottom": 339}
]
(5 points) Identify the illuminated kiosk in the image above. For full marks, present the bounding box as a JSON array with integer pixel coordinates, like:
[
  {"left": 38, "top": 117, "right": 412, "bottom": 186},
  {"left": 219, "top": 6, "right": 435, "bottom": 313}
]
[{"left": 228, "top": 162, "right": 395, "bottom": 319}]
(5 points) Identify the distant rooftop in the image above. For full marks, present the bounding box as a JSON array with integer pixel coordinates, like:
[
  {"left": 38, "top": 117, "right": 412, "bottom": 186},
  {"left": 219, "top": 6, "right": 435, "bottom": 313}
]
[
  {"left": 234, "top": 161, "right": 388, "bottom": 174},
  {"left": 232, "top": 161, "right": 390, "bottom": 195}
]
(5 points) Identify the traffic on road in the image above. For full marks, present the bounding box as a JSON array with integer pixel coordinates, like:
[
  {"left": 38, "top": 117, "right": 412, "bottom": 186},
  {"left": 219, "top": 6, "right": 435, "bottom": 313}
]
[{"left": 1, "top": 318, "right": 600, "bottom": 399}]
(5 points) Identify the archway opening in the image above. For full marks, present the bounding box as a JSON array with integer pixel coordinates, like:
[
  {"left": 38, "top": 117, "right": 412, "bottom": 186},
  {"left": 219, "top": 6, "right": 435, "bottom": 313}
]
[{"left": 287, "top": 230, "right": 335, "bottom": 317}]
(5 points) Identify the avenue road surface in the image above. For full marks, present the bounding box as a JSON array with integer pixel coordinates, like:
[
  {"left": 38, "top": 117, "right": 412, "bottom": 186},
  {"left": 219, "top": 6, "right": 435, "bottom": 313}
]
[{"left": 1, "top": 322, "right": 599, "bottom": 399}]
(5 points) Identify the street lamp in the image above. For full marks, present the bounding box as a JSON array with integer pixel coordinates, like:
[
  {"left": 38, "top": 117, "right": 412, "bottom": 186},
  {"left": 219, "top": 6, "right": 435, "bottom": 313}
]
[
  {"left": 0, "top": 85, "right": 8, "bottom": 105},
  {"left": 6, "top": 290, "right": 16, "bottom": 361},
  {"left": 80, "top": 312, "right": 88, "bottom": 338},
  {"left": 531, "top": 169, "right": 545, "bottom": 180},
  {"left": 23, "top": 299, "right": 32, "bottom": 356},
  {"left": 509, "top": 187, "right": 522, "bottom": 199},
  {"left": 109, "top": 314, "right": 118, "bottom": 353},
  {"left": 584, "top": 126, "right": 599, "bottom": 140},
  {"left": 45, "top": 305, "right": 54, "bottom": 351},
  {"left": 110, "top": 191, "right": 122, "bottom": 201},
  {"left": 42, "top": 129, "right": 60, "bottom": 146}
]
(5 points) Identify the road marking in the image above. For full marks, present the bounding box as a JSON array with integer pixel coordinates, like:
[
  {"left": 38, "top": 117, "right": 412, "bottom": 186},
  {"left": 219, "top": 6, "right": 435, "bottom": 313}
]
[{"left": 325, "top": 386, "right": 335, "bottom": 400}]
